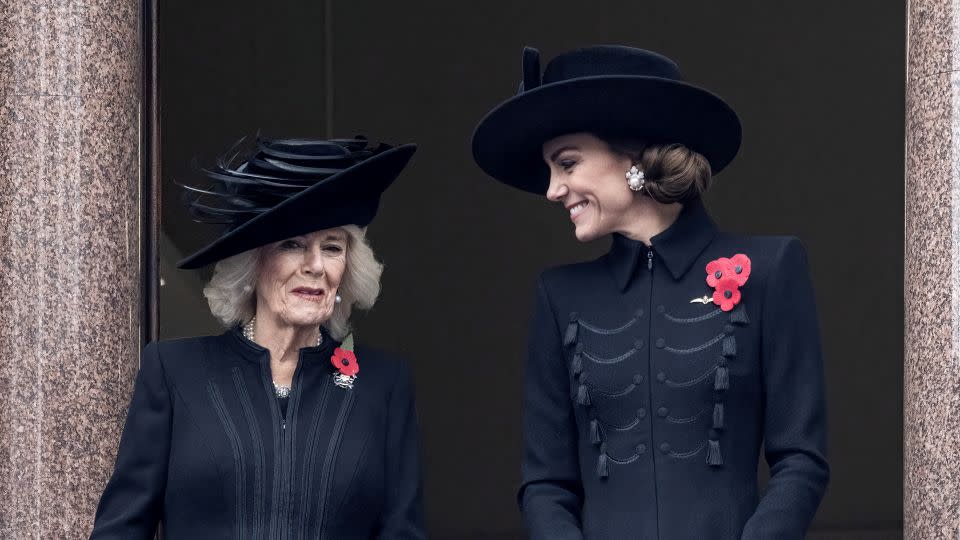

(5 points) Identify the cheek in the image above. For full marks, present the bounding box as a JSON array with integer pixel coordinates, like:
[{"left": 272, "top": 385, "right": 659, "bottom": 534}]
[
  {"left": 326, "top": 259, "right": 347, "bottom": 288},
  {"left": 258, "top": 255, "right": 297, "bottom": 304},
  {"left": 586, "top": 177, "right": 632, "bottom": 213}
]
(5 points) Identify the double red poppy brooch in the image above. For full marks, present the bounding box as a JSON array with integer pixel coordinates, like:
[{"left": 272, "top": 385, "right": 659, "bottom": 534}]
[
  {"left": 704, "top": 254, "right": 752, "bottom": 311},
  {"left": 330, "top": 334, "right": 359, "bottom": 389}
]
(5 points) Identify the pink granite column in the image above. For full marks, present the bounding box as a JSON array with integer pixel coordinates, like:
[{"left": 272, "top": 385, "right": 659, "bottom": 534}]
[
  {"left": 0, "top": 0, "right": 142, "bottom": 537},
  {"left": 905, "top": 0, "right": 960, "bottom": 538}
]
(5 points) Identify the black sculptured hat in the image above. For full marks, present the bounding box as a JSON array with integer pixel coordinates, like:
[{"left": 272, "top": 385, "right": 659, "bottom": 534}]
[
  {"left": 177, "top": 136, "right": 416, "bottom": 269},
  {"left": 471, "top": 45, "right": 742, "bottom": 194}
]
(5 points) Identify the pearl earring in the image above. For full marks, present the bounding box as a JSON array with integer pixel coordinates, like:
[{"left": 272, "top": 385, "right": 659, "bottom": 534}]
[
  {"left": 335, "top": 294, "right": 342, "bottom": 304},
  {"left": 626, "top": 165, "right": 645, "bottom": 192}
]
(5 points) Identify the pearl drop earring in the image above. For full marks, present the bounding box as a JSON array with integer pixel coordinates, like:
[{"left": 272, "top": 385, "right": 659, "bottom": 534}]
[
  {"left": 335, "top": 294, "right": 342, "bottom": 304},
  {"left": 626, "top": 165, "right": 645, "bottom": 192}
]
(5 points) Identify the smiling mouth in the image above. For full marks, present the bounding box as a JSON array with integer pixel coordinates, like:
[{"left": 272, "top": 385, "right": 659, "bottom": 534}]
[
  {"left": 291, "top": 287, "right": 326, "bottom": 302},
  {"left": 568, "top": 201, "right": 589, "bottom": 219}
]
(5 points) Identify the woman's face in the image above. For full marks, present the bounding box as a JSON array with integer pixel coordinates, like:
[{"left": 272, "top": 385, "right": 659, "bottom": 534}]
[
  {"left": 255, "top": 228, "right": 348, "bottom": 329},
  {"left": 542, "top": 132, "right": 637, "bottom": 242}
]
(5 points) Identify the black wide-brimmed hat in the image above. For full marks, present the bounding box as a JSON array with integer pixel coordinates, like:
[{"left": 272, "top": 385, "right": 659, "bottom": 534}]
[
  {"left": 177, "top": 136, "right": 416, "bottom": 269},
  {"left": 471, "top": 45, "right": 742, "bottom": 194}
]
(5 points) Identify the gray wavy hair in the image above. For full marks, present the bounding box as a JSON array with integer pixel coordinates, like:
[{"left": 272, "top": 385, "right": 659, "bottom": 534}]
[{"left": 202, "top": 225, "right": 382, "bottom": 340}]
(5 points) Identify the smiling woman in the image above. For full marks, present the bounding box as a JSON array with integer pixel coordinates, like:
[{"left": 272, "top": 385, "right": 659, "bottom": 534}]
[
  {"left": 90, "top": 136, "right": 426, "bottom": 539},
  {"left": 472, "top": 45, "right": 828, "bottom": 540}
]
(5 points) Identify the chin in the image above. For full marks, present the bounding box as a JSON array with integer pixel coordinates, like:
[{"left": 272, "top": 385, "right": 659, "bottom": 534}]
[
  {"left": 573, "top": 225, "right": 601, "bottom": 243},
  {"left": 283, "top": 310, "right": 331, "bottom": 328}
]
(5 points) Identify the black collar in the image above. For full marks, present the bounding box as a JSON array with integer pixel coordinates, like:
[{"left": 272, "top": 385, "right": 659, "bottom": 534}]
[
  {"left": 607, "top": 197, "right": 718, "bottom": 290},
  {"left": 225, "top": 324, "right": 339, "bottom": 364}
]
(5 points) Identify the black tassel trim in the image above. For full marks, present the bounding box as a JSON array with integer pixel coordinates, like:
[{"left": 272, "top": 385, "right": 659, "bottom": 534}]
[
  {"left": 707, "top": 439, "right": 723, "bottom": 466},
  {"left": 590, "top": 419, "right": 601, "bottom": 445},
  {"left": 729, "top": 303, "right": 750, "bottom": 325},
  {"left": 722, "top": 335, "right": 737, "bottom": 357},
  {"left": 576, "top": 384, "right": 591, "bottom": 406},
  {"left": 714, "top": 366, "right": 729, "bottom": 391},
  {"left": 713, "top": 402, "right": 724, "bottom": 430},
  {"left": 597, "top": 452, "right": 609, "bottom": 479},
  {"left": 571, "top": 352, "right": 583, "bottom": 377},
  {"left": 563, "top": 320, "right": 578, "bottom": 348}
]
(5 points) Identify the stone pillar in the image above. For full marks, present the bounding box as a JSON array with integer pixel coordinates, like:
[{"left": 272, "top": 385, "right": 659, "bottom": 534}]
[
  {"left": 0, "top": 1, "right": 142, "bottom": 537},
  {"left": 905, "top": 0, "right": 960, "bottom": 538}
]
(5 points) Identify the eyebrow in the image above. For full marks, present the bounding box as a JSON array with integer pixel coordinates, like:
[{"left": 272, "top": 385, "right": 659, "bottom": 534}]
[{"left": 548, "top": 145, "right": 579, "bottom": 163}]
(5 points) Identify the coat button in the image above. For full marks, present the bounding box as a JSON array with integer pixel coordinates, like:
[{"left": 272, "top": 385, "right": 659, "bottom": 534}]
[
  {"left": 637, "top": 407, "right": 647, "bottom": 418},
  {"left": 637, "top": 443, "right": 647, "bottom": 454},
  {"left": 655, "top": 338, "right": 665, "bottom": 349},
  {"left": 657, "top": 305, "right": 665, "bottom": 314},
  {"left": 657, "top": 407, "right": 668, "bottom": 418},
  {"left": 633, "top": 374, "right": 644, "bottom": 384},
  {"left": 635, "top": 308, "right": 644, "bottom": 318},
  {"left": 656, "top": 372, "right": 666, "bottom": 383},
  {"left": 634, "top": 339, "right": 644, "bottom": 350},
  {"left": 659, "top": 442, "right": 671, "bottom": 454}
]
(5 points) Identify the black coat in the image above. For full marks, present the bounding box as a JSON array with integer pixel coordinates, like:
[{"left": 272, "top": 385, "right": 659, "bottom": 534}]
[
  {"left": 90, "top": 327, "right": 424, "bottom": 539},
  {"left": 520, "top": 198, "right": 829, "bottom": 540}
]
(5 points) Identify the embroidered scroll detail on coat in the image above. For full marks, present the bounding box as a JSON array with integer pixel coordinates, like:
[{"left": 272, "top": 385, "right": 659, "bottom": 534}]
[
  {"left": 665, "top": 366, "right": 719, "bottom": 388},
  {"left": 670, "top": 442, "right": 706, "bottom": 459},
  {"left": 666, "top": 407, "right": 708, "bottom": 424},
  {"left": 664, "top": 307, "right": 724, "bottom": 324},
  {"left": 663, "top": 333, "right": 726, "bottom": 355},
  {"left": 581, "top": 346, "right": 640, "bottom": 364}
]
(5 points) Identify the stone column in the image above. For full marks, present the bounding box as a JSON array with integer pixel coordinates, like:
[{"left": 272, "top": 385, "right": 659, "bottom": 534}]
[
  {"left": 905, "top": 0, "right": 960, "bottom": 538},
  {"left": 0, "top": 1, "right": 142, "bottom": 537}
]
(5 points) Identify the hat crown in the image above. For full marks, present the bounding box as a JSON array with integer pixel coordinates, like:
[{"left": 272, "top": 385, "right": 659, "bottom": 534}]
[
  {"left": 182, "top": 136, "right": 390, "bottom": 230},
  {"left": 541, "top": 46, "right": 683, "bottom": 87}
]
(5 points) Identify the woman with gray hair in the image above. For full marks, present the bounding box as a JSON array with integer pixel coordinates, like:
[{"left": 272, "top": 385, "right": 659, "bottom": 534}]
[{"left": 90, "top": 137, "right": 425, "bottom": 539}]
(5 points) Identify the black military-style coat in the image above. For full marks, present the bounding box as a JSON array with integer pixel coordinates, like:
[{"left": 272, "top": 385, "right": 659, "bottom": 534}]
[
  {"left": 520, "top": 197, "right": 829, "bottom": 540},
  {"left": 90, "top": 326, "right": 424, "bottom": 540}
]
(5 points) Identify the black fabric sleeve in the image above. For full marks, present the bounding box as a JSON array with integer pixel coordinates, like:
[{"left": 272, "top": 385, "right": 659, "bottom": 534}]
[
  {"left": 518, "top": 276, "right": 584, "bottom": 539},
  {"left": 741, "top": 238, "right": 830, "bottom": 539},
  {"left": 377, "top": 359, "right": 426, "bottom": 539},
  {"left": 90, "top": 342, "right": 171, "bottom": 539}
]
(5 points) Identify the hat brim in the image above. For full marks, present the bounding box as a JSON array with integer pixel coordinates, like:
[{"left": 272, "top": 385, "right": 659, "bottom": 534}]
[
  {"left": 177, "top": 144, "right": 417, "bottom": 269},
  {"left": 471, "top": 76, "right": 741, "bottom": 194}
]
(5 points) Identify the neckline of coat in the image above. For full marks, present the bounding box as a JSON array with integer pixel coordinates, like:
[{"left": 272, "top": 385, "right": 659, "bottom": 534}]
[{"left": 607, "top": 196, "right": 719, "bottom": 290}]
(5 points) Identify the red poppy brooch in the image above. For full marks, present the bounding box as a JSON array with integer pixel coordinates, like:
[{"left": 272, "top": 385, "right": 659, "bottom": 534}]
[
  {"left": 704, "top": 254, "right": 752, "bottom": 311},
  {"left": 330, "top": 334, "right": 359, "bottom": 389}
]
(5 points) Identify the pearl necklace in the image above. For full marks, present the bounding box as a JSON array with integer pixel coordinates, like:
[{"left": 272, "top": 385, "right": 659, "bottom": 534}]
[{"left": 243, "top": 316, "right": 322, "bottom": 398}]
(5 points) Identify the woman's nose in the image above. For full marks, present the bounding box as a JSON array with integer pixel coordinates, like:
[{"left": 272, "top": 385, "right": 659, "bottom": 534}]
[
  {"left": 303, "top": 247, "right": 326, "bottom": 276},
  {"left": 545, "top": 174, "right": 568, "bottom": 202}
]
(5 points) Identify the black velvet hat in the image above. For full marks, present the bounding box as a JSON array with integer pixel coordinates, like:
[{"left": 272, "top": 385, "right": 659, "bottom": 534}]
[
  {"left": 177, "top": 136, "right": 416, "bottom": 269},
  {"left": 471, "top": 45, "right": 742, "bottom": 194}
]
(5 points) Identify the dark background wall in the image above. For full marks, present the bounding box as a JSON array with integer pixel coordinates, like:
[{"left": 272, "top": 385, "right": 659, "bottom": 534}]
[{"left": 159, "top": 1, "right": 905, "bottom": 537}]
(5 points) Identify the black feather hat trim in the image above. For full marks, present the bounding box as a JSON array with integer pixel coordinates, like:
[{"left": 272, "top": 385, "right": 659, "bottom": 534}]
[{"left": 176, "top": 136, "right": 416, "bottom": 269}]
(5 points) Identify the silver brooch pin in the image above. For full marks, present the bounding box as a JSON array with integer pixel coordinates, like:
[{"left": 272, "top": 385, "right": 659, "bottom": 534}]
[
  {"left": 333, "top": 373, "right": 356, "bottom": 390},
  {"left": 690, "top": 295, "right": 713, "bottom": 304}
]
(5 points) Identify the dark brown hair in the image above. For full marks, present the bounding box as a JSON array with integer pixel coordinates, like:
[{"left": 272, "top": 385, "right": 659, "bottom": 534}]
[{"left": 599, "top": 135, "right": 713, "bottom": 203}]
